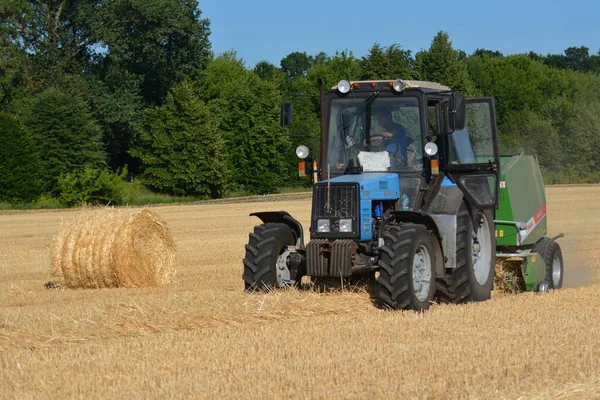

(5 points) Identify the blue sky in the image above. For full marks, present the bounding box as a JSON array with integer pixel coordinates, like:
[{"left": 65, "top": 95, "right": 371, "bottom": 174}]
[{"left": 201, "top": 0, "right": 600, "bottom": 68}]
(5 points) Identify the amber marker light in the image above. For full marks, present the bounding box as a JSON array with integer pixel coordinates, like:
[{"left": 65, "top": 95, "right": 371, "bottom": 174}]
[
  {"left": 298, "top": 161, "right": 306, "bottom": 177},
  {"left": 431, "top": 159, "right": 439, "bottom": 175}
]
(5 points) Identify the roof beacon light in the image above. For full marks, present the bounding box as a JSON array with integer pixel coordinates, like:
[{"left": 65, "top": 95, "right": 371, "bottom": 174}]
[
  {"left": 296, "top": 145, "right": 310, "bottom": 159},
  {"left": 337, "top": 80, "right": 351, "bottom": 94},
  {"left": 392, "top": 79, "right": 406, "bottom": 93}
]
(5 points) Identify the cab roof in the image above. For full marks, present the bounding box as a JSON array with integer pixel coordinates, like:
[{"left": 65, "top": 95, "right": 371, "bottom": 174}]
[{"left": 331, "top": 79, "right": 451, "bottom": 92}]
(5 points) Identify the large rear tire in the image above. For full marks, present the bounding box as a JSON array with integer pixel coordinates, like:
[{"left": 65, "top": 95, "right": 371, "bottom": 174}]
[
  {"left": 533, "top": 238, "right": 563, "bottom": 289},
  {"left": 436, "top": 205, "right": 496, "bottom": 303},
  {"left": 376, "top": 223, "right": 437, "bottom": 311},
  {"left": 242, "top": 223, "right": 298, "bottom": 291}
]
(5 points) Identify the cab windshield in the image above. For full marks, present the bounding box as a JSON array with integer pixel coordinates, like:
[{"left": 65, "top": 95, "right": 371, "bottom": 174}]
[{"left": 326, "top": 96, "right": 423, "bottom": 173}]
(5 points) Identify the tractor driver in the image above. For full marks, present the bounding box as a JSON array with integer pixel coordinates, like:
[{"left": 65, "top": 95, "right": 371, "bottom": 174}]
[
  {"left": 365, "top": 105, "right": 418, "bottom": 169},
  {"left": 369, "top": 105, "right": 408, "bottom": 156}
]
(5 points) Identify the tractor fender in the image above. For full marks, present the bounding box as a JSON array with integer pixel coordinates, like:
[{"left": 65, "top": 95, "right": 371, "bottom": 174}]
[
  {"left": 250, "top": 211, "right": 305, "bottom": 248},
  {"left": 380, "top": 211, "right": 445, "bottom": 277}
]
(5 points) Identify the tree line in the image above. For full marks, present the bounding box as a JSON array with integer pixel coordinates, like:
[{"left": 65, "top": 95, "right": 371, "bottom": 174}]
[{"left": 1, "top": 1, "right": 600, "bottom": 205}]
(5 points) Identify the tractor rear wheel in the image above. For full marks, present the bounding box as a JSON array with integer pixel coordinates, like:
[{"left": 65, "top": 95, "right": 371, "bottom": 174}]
[
  {"left": 242, "top": 223, "right": 298, "bottom": 291},
  {"left": 436, "top": 205, "right": 496, "bottom": 303},
  {"left": 533, "top": 238, "right": 563, "bottom": 289},
  {"left": 376, "top": 223, "right": 437, "bottom": 311}
]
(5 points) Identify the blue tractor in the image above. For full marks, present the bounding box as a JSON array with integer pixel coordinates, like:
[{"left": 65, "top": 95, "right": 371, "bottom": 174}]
[{"left": 243, "top": 79, "right": 501, "bottom": 311}]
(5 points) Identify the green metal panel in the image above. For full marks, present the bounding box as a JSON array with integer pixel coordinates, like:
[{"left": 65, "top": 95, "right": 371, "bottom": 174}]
[
  {"left": 522, "top": 254, "right": 546, "bottom": 291},
  {"left": 495, "top": 155, "right": 547, "bottom": 248}
]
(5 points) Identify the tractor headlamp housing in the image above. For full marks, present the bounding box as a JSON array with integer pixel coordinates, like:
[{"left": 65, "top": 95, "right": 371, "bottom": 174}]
[
  {"left": 392, "top": 79, "right": 406, "bottom": 93},
  {"left": 337, "top": 80, "right": 351, "bottom": 94},
  {"left": 339, "top": 219, "right": 352, "bottom": 233},
  {"left": 424, "top": 142, "right": 438, "bottom": 157},
  {"left": 296, "top": 145, "right": 309, "bottom": 159},
  {"left": 317, "top": 219, "right": 330, "bottom": 233}
]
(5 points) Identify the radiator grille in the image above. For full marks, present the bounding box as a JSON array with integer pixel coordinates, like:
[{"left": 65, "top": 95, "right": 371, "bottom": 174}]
[
  {"left": 311, "top": 183, "right": 359, "bottom": 239},
  {"left": 312, "top": 183, "right": 358, "bottom": 219}
]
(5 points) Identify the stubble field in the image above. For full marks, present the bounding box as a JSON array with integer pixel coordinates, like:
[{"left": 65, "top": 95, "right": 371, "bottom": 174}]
[{"left": 1, "top": 186, "right": 599, "bottom": 399}]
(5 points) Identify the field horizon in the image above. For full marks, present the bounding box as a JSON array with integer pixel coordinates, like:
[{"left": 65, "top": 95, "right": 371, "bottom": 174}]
[{"left": 1, "top": 186, "right": 599, "bottom": 399}]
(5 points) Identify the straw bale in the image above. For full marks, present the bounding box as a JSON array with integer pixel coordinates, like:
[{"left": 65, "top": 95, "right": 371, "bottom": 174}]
[
  {"left": 494, "top": 258, "right": 526, "bottom": 293},
  {"left": 51, "top": 208, "right": 175, "bottom": 288}
]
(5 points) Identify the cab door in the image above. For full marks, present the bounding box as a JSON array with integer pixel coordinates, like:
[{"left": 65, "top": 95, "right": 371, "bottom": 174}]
[{"left": 444, "top": 98, "right": 500, "bottom": 209}]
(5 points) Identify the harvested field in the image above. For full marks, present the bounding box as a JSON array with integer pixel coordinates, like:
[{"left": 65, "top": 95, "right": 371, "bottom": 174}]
[{"left": 1, "top": 186, "right": 599, "bottom": 399}]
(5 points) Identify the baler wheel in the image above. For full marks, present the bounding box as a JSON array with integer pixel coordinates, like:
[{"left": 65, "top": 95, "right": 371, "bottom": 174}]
[
  {"left": 376, "top": 223, "right": 438, "bottom": 311},
  {"left": 533, "top": 238, "right": 564, "bottom": 289},
  {"left": 242, "top": 223, "right": 298, "bottom": 291}
]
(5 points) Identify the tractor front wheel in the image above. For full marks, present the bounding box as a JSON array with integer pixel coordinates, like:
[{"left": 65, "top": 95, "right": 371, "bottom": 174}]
[
  {"left": 376, "top": 223, "right": 437, "bottom": 311},
  {"left": 242, "top": 223, "right": 299, "bottom": 291}
]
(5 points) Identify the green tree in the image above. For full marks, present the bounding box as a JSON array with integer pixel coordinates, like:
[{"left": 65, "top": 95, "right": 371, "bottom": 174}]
[
  {"left": 472, "top": 48, "right": 503, "bottom": 58},
  {"left": 309, "top": 50, "right": 362, "bottom": 90},
  {"left": 466, "top": 54, "right": 561, "bottom": 126},
  {"left": 360, "top": 43, "right": 414, "bottom": 79},
  {"left": 132, "top": 80, "right": 228, "bottom": 197},
  {"left": 541, "top": 98, "right": 600, "bottom": 183},
  {"left": 0, "top": 1, "right": 29, "bottom": 109},
  {"left": 84, "top": 67, "right": 145, "bottom": 171},
  {"left": 280, "top": 51, "right": 312, "bottom": 79},
  {"left": 203, "top": 53, "right": 294, "bottom": 193},
  {"left": 253, "top": 60, "right": 283, "bottom": 81},
  {"left": 415, "top": 31, "right": 473, "bottom": 94},
  {"left": 564, "top": 46, "right": 591, "bottom": 72},
  {"left": 57, "top": 167, "right": 127, "bottom": 206},
  {"left": 18, "top": 87, "right": 106, "bottom": 192},
  {"left": 500, "top": 109, "right": 562, "bottom": 177},
  {"left": 467, "top": 52, "right": 600, "bottom": 183},
  {"left": 0, "top": 40, "right": 23, "bottom": 109},
  {"left": 543, "top": 46, "right": 598, "bottom": 73},
  {"left": 93, "top": 0, "right": 212, "bottom": 105},
  {"left": 0, "top": 112, "right": 44, "bottom": 202},
  {"left": 0, "top": 0, "right": 98, "bottom": 88},
  {"left": 280, "top": 74, "right": 320, "bottom": 160}
]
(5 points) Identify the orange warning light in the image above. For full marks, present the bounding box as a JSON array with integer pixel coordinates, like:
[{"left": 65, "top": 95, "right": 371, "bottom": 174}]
[{"left": 298, "top": 161, "right": 306, "bottom": 177}]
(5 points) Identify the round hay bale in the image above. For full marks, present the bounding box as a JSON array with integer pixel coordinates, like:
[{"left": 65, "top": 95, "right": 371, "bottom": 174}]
[{"left": 51, "top": 208, "right": 176, "bottom": 289}]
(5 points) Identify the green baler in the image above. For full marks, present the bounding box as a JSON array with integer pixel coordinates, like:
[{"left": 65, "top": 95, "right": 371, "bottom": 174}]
[{"left": 495, "top": 155, "right": 564, "bottom": 292}]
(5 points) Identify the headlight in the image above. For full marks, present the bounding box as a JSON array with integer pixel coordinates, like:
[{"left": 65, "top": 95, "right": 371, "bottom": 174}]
[
  {"left": 392, "top": 79, "right": 406, "bottom": 93},
  {"left": 296, "top": 145, "right": 309, "bottom": 159},
  {"left": 317, "top": 219, "right": 330, "bottom": 232},
  {"left": 339, "top": 219, "right": 352, "bottom": 232},
  {"left": 337, "top": 80, "right": 351, "bottom": 94},
  {"left": 424, "top": 141, "right": 438, "bottom": 156}
]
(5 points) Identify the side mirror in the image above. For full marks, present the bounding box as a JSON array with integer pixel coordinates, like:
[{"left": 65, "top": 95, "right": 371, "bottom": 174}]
[
  {"left": 280, "top": 102, "right": 293, "bottom": 128},
  {"left": 450, "top": 93, "right": 466, "bottom": 132}
]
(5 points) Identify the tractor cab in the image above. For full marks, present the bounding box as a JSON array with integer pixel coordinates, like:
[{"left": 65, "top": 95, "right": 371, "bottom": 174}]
[{"left": 296, "top": 79, "right": 500, "bottom": 241}]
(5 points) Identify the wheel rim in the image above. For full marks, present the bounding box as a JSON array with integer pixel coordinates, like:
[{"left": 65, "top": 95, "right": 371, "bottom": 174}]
[
  {"left": 412, "top": 244, "right": 432, "bottom": 302},
  {"left": 552, "top": 253, "right": 562, "bottom": 287},
  {"left": 472, "top": 213, "right": 492, "bottom": 286},
  {"left": 275, "top": 247, "right": 293, "bottom": 287}
]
